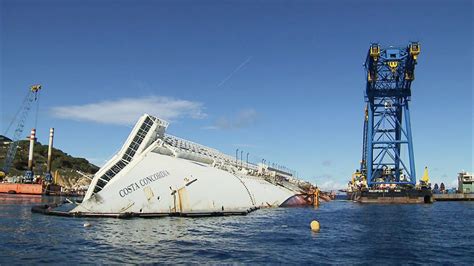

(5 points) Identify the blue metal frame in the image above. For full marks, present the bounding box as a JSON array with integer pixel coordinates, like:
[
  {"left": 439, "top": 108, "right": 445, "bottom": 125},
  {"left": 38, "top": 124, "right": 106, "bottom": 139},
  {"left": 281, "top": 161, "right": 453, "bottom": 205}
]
[{"left": 361, "top": 42, "right": 420, "bottom": 186}]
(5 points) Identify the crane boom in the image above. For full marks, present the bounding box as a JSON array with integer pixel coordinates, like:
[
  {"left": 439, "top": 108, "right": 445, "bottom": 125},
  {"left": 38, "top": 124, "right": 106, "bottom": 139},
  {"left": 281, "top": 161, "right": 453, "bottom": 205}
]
[{"left": 1, "top": 85, "right": 42, "bottom": 175}]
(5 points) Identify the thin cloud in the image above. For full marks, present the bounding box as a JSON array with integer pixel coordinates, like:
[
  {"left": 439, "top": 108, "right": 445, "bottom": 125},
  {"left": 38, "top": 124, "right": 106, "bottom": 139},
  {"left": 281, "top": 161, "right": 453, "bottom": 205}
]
[
  {"left": 313, "top": 174, "right": 346, "bottom": 191},
  {"left": 322, "top": 160, "right": 332, "bottom": 167},
  {"left": 232, "top": 143, "right": 258, "bottom": 148},
  {"left": 449, "top": 178, "right": 458, "bottom": 189},
  {"left": 51, "top": 96, "right": 206, "bottom": 126},
  {"left": 204, "top": 108, "right": 258, "bottom": 130},
  {"left": 318, "top": 180, "right": 347, "bottom": 191}
]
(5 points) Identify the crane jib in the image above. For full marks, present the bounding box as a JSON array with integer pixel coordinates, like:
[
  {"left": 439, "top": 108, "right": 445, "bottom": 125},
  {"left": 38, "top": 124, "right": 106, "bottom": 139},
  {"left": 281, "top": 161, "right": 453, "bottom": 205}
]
[{"left": 1, "top": 85, "right": 42, "bottom": 175}]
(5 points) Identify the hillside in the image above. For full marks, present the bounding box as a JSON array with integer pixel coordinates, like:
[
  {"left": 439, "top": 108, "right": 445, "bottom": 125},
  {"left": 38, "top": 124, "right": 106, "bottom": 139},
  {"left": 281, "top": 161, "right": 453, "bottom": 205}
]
[{"left": 0, "top": 135, "right": 99, "bottom": 189}]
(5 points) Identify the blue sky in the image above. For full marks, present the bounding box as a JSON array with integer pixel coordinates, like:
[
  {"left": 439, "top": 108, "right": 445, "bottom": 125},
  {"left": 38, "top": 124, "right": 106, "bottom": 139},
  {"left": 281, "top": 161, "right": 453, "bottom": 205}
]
[{"left": 1, "top": 0, "right": 472, "bottom": 189}]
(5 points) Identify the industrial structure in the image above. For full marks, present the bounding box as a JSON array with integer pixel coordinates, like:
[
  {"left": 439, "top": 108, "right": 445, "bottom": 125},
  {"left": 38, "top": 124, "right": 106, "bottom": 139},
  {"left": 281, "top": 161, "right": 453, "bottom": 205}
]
[
  {"left": 348, "top": 42, "right": 432, "bottom": 203},
  {"left": 45, "top": 128, "right": 55, "bottom": 183}
]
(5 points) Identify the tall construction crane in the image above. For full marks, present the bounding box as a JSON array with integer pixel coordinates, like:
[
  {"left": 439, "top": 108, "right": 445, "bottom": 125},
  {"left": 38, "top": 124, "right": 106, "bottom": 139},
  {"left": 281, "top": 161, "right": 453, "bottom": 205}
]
[
  {"left": 359, "top": 42, "right": 420, "bottom": 186},
  {"left": 1, "top": 85, "right": 42, "bottom": 181}
]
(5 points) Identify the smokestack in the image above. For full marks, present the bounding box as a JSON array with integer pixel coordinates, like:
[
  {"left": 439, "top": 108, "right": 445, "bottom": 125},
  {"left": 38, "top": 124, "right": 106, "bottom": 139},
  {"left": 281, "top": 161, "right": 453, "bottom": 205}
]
[
  {"left": 47, "top": 128, "right": 54, "bottom": 173},
  {"left": 27, "top": 128, "right": 36, "bottom": 170}
]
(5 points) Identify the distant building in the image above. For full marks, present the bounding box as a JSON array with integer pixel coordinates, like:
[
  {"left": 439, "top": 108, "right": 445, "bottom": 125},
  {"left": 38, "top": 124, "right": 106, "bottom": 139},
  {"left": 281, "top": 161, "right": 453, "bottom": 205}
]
[{"left": 458, "top": 171, "right": 473, "bottom": 194}]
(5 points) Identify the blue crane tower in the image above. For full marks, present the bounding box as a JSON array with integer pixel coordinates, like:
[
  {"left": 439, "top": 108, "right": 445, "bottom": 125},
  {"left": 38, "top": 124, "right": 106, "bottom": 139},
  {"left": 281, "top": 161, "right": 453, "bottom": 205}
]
[{"left": 360, "top": 42, "right": 420, "bottom": 187}]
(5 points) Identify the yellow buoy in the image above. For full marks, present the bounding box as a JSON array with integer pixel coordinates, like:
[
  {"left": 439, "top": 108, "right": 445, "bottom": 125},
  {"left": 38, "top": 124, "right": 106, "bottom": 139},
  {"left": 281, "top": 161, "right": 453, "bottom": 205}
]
[{"left": 310, "top": 220, "right": 320, "bottom": 231}]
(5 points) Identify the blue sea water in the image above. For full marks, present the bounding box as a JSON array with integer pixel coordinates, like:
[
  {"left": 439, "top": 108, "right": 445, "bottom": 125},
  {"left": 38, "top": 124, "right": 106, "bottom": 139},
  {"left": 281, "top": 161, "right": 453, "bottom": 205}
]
[{"left": 0, "top": 195, "right": 472, "bottom": 264}]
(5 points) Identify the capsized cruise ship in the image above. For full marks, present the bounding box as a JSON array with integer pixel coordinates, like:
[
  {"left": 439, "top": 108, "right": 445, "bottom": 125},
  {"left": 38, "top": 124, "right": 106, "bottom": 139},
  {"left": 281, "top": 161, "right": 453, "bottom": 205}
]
[{"left": 65, "top": 114, "right": 314, "bottom": 217}]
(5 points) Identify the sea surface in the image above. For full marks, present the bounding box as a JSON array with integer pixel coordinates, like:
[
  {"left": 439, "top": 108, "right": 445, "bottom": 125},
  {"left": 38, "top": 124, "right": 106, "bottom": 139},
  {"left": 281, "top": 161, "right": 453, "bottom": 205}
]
[{"left": 0, "top": 195, "right": 472, "bottom": 264}]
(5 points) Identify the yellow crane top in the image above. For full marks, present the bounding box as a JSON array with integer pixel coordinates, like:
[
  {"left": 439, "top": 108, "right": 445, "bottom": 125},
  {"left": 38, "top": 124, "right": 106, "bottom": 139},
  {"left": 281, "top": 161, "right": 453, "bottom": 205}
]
[{"left": 30, "top": 84, "right": 42, "bottom": 92}]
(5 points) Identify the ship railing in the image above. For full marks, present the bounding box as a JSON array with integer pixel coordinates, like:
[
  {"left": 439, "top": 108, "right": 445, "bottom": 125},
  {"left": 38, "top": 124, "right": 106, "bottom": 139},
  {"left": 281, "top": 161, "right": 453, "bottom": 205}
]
[
  {"left": 163, "top": 134, "right": 261, "bottom": 171},
  {"left": 164, "top": 134, "right": 230, "bottom": 160}
]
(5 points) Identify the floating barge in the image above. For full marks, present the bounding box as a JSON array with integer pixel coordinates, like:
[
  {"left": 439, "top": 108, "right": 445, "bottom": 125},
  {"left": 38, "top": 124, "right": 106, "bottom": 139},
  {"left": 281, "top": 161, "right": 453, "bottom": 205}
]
[
  {"left": 433, "top": 193, "right": 473, "bottom": 201},
  {"left": 348, "top": 187, "right": 433, "bottom": 203},
  {"left": 0, "top": 183, "right": 43, "bottom": 195},
  {"left": 0, "top": 182, "right": 63, "bottom": 195}
]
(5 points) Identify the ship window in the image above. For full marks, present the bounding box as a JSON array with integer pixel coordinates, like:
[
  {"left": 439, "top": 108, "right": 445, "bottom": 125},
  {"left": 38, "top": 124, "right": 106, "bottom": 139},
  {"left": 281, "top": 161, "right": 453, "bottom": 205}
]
[
  {"left": 129, "top": 142, "right": 139, "bottom": 150},
  {"left": 105, "top": 171, "right": 113, "bottom": 178},
  {"left": 117, "top": 160, "right": 126, "bottom": 169},
  {"left": 140, "top": 123, "right": 150, "bottom": 132},
  {"left": 125, "top": 147, "right": 136, "bottom": 158},
  {"left": 122, "top": 154, "right": 132, "bottom": 162},
  {"left": 111, "top": 165, "right": 121, "bottom": 173},
  {"left": 101, "top": 173, "right": 111, "bottom": 181},
  {"left": 137, "top": 129, "right": 146, "bottom": 137},
  {"left": 133, "top": 135, "right": 141, "bottom": 143},
  {"left": 97, "top": 179, "right": 107, "bottom": 188}
]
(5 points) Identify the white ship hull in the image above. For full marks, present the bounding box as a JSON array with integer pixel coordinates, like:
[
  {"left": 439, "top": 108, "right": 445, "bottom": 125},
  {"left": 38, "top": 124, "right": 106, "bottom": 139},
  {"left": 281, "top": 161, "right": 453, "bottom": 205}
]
[
  {"left": 73, "top": 153, "right": 296, "bottom": 215},
  {"left": 71, "top": 114, "right": 308, "bottom": 216}
]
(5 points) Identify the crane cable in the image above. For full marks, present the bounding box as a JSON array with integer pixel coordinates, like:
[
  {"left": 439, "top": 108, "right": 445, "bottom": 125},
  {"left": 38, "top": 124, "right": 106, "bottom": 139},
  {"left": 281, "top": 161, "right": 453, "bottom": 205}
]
[
  {"left": 3, "top": 92, "right": 30, "bottom": 135},
  {"left": 34, "top": 90, "right": 41, "bottom": 130}
]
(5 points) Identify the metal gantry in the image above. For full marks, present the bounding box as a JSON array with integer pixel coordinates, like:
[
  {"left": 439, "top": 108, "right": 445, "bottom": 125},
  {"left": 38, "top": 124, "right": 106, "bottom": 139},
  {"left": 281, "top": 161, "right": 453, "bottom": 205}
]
[{"left": 361, "top": 42, "right": 421, "bottom": 186}]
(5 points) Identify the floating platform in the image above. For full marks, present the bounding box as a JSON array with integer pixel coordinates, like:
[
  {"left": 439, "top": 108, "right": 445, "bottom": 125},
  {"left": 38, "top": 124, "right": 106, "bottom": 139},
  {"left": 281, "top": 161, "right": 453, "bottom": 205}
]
[
  {"left": 0, "top": 183, "right": 43, "bottom": 195},
  {"left": 31, "top": 203, "right": 257, "bottom": 218},
  {"left": 348, "top": 188, "right": 433, "bottom": 204},
  {"left": 433, "top": 193, "right": 474, "bottom": 201}
]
